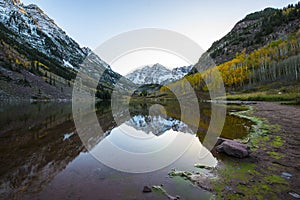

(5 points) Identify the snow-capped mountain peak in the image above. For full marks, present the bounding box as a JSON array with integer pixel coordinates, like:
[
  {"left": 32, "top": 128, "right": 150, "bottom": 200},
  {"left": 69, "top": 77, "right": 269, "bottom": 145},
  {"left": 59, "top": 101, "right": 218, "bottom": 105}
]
[{"left": 125, "top": 63, "right": 193, "bottom": 85}]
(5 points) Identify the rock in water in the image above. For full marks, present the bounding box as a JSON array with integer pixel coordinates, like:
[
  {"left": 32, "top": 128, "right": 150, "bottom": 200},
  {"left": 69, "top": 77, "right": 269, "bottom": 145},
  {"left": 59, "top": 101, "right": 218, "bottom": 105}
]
[
  {"left": 216, "top": 137, "right": 230, "bottom": 146},
  {"left": 216, "top": 140, "right": 251, "bottom": 158},
  {"left": 142, "top": 186, "right": 152, "bottom": 193}
]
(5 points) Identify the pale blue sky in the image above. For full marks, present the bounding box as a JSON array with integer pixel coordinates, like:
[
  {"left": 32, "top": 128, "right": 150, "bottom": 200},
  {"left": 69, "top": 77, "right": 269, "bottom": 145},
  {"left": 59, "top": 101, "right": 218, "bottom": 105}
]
[{"left": 21, "top": 0, "right": 299, "bottom": 51}]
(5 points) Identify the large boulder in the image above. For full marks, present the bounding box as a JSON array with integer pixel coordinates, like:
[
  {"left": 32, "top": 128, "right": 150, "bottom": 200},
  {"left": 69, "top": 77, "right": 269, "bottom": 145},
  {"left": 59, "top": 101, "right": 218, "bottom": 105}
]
[{"left": 216, "top": 140, "right": 251, "bottom": 158}]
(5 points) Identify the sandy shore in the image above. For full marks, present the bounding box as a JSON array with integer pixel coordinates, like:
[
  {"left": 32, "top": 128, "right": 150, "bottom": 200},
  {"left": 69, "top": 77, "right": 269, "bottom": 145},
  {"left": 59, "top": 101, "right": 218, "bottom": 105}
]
[{"left": 252, "top": 102, "right": 300, "bottom": 199}]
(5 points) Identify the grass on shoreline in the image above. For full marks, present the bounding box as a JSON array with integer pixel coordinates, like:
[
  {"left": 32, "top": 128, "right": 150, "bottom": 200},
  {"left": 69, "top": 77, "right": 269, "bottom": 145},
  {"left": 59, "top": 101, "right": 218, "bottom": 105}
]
[
  {"left": 223, "top": 92, "right": 300, "bottom": 104},
  {"left": 209, "top": 105, "right": 289, "bottom": 199},
  {"left": 221, "top": 82, "right": 300, "bottom": 104}
]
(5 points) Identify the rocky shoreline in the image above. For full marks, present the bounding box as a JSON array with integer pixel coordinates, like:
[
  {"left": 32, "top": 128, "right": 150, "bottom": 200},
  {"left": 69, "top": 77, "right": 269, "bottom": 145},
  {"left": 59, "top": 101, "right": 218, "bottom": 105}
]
[{"left": 164, "top": 102, "right": 300, "bottom": 199}]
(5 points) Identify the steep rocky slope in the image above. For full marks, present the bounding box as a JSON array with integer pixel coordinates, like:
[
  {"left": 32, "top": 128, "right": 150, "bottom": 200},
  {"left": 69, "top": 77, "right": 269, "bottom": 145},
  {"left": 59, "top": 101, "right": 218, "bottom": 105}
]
[
  {"left": 0, "top": 0, "right": 124, "bottom": 100},
  {"left": 194, "top": 3, "right": 300, "bottom": 71}
]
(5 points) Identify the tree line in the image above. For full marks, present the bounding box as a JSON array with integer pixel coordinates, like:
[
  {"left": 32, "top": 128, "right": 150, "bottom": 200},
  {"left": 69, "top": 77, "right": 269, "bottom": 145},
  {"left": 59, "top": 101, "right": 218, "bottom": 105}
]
[{"left": 160, "top": 30, "right": 300, "bottom": 95}]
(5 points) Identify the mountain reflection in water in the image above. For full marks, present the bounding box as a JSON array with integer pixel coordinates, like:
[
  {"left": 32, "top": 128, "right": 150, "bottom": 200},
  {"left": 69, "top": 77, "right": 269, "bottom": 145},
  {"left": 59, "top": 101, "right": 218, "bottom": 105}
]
[{"left": 0, "top": 101, "right": 252, "bottom": 199}]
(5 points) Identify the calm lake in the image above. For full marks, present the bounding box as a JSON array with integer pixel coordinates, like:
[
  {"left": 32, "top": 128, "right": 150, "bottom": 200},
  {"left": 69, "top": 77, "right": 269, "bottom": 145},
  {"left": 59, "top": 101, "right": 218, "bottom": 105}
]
[{"left": 0, "top": 101, "right": 252, "bottom": 199}]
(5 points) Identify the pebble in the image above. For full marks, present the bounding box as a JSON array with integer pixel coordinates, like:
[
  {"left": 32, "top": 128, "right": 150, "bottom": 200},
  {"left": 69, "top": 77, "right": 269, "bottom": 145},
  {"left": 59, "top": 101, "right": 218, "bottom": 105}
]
[
  {"left": 225, "top": 186, "right": 233, "bottom": 191},
  {"left": 281, "top": 172, "right": 293, "bottom": 179},
  {"left": 289, "top": 192, "right": 300, "bottom": 199},
  {"left": 142, "top": 186, "right": 152, "bottom": 193}
]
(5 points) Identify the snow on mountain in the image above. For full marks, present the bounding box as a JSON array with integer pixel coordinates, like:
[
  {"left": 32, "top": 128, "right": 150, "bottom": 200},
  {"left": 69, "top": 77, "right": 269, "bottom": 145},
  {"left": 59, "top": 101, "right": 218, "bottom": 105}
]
[
  {"left": 0, "top": 1, "right": 190, "bottom": 91},
  {"left": 125, "top": 63, "right": 193, "bottom": 85},
  {"left": 126, "top": 115, "right": 193, "bottom": 136},
  {"left": 0, "top": 0, "right": 87, "bottom": 67},
  {"left": 0, "top": 0, "right": 126, "bottom": 90}
]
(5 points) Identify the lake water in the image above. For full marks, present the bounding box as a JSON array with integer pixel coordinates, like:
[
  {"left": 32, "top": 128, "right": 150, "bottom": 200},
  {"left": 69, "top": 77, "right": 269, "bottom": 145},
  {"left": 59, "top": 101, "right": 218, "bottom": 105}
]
[{"left": 0, "top": 101, "right": 252, "bottom": 199}]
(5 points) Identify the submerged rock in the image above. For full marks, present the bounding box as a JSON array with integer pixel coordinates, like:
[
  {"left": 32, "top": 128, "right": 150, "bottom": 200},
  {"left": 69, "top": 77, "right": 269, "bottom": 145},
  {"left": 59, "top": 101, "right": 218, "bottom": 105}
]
[
  {"left": 216, "top": 140, "right": 251, "bottom": 158},
  {"left": 168, "top": 169, "right": 216, "bottom": 191},
  {"left": 194, "top": 164, "right": 214, "bottom": 170},
  {"left": 151, "top": 185, "right": 179, "bottom": 199},
  {"left": 168, "top": 170, "right": 192, "bottom": 178}
]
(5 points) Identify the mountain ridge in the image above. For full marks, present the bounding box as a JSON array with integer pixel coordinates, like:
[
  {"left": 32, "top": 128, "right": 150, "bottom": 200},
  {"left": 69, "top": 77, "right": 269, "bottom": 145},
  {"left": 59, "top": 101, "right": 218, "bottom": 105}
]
[
  {"left": 0, "top": 0, "right": 124, "bottom": 100},
  {"left": 193, "top": 3, "right": 300, "bottom": 72},
  {"left": 125, "top": 63, "right": 193, "bottom": 85},
  {"left": 0, "top": 0, "right": 86, "bottom": 66}
]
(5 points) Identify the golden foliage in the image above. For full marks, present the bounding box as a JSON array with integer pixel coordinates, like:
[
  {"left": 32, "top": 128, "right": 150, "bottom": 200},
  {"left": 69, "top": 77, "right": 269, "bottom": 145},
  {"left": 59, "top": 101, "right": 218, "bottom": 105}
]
[{"left": 160, "top": 30, "right": 300, "bottom": 95}]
